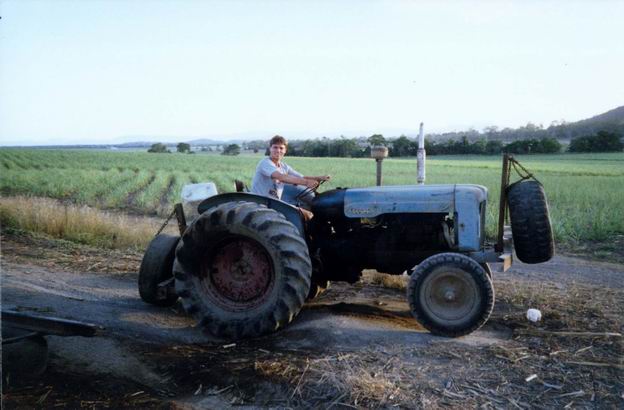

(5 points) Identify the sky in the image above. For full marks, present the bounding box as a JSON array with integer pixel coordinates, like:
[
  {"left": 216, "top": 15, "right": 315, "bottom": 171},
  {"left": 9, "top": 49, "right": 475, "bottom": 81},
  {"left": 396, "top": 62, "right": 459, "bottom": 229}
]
[{"left": 1, "top": 0, "right": 623, "bottom": 146}]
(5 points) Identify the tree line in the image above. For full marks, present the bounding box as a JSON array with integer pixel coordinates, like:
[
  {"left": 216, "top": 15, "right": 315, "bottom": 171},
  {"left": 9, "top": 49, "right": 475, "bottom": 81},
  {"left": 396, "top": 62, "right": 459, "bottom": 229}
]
[
  {"left": 279, "top": 135, "right": 564, "bottom": 157},
  {"left": 567, "top": 131, "right": 623, "bottom": 153},
  {"left": 148, "top": 130, "right": 622, "bottom": 157},
  {"left": 147, "top": 142, "right": 241, "bottom": 155},
  {"left": 272, "top": 130, "right": 621, "bottom": 157}
]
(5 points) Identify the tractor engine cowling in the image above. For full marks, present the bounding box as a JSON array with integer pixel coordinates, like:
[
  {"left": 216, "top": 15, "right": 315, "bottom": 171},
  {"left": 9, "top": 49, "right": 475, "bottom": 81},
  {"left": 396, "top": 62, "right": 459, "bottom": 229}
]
[
  {"left": 310, "top": 185, "right": 488, "bottom": 278},
  {"left": 341, "top": 184, "right": 488, "bottom": 252}
]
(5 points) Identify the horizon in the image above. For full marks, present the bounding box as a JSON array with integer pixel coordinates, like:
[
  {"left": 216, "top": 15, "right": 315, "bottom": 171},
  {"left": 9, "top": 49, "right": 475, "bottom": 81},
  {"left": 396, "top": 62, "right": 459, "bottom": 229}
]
[
  {"left": 0, "top": 106, "right": 617, "bottom": 148},
  {"left": 3, "top": 102, "right": 621, "bottom": 147},
  {"left": 1, "top": 1, "right": 623, "bottom": 146}
]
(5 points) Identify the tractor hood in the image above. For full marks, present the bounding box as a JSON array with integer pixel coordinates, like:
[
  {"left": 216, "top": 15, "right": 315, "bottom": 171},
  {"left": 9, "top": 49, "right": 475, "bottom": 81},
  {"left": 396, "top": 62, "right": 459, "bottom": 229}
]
[{"left": 343, "top": 184, "right": 487, "bottom": 218}]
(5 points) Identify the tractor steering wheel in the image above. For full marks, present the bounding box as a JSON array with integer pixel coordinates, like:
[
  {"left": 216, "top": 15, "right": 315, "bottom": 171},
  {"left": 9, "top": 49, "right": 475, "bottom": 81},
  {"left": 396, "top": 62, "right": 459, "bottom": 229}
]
[{"left": 294, "top": 179, "right": 327, "bottom": 202}]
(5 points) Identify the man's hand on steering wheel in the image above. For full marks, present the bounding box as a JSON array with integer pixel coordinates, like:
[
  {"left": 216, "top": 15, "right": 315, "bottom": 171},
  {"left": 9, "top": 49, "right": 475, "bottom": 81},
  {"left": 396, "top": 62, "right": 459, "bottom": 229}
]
[
  {"left": 295, "top": 176, "right": 329, "bottom": 201},
  {"left": 310, "top": 175, "right": 331, "bottom": 191},
  {"left": 304, "top": 179, "right": 319, "bottom": 189}
]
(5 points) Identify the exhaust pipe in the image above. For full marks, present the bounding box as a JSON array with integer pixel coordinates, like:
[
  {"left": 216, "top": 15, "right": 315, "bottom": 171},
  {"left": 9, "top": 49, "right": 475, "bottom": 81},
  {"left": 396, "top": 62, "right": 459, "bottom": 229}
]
[{"left": 417, "top": 122, "right": 426, "bottom": 185}]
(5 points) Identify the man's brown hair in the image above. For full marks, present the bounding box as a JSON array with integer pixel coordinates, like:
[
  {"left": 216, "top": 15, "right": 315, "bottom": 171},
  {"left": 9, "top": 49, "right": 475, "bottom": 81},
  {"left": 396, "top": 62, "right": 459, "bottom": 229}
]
[{"left": 269, "top": 135, "right": 288, "bottom": 147}]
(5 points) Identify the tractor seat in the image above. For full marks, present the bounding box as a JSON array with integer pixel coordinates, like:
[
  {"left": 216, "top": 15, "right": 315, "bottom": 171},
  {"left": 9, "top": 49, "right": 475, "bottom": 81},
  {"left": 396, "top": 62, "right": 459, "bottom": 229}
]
[{"left": 235, "top": 179, "right": 249, "bottom": 193}]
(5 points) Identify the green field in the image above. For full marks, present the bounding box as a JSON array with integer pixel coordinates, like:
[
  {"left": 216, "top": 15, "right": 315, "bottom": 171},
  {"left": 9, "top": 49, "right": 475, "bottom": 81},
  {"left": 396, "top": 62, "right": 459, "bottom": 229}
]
[{"left": 1, "top": 149, "right": 623, "bottom": 245}]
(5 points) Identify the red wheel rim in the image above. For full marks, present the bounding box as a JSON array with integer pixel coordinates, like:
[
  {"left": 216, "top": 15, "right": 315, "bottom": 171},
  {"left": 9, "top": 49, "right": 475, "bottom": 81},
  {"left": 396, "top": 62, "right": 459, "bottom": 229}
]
[{"left": 202, "top": 237, "right": 274, "bottom": 308}]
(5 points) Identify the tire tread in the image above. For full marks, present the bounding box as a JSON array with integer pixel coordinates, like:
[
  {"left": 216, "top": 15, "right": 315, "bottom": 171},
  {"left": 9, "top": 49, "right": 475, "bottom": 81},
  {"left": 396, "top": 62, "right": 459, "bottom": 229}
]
[
  {"left": 507, "top": 180, "right": 554, "bottom": 264},
  {"left": 173, "top": 201, "right": 311, "bottom": 340}
]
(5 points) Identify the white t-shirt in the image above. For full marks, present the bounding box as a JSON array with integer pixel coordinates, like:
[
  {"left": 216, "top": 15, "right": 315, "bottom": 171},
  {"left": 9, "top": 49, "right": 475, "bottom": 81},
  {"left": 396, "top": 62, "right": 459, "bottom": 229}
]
[{"left": 251, "top": 157, "right": 303, "bottom": 200}]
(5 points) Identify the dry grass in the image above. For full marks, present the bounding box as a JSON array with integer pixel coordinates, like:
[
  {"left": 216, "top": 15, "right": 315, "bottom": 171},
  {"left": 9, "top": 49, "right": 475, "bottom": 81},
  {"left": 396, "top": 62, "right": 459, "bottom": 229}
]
[
  {"left": 1, "top": 230, "right": 143, "bottom": 274},
  {"left": 368, "top": 271, "right": 408, "bottom": 290},
  {"left": 0, "top": 196, "right": 161, "bottom": 249},
  {"left": 254, "top": 352, "right": 408, "bottom": 407}
]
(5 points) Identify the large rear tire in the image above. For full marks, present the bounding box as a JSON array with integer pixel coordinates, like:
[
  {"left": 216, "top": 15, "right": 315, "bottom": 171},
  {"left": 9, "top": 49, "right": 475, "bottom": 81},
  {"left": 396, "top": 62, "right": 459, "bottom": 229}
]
[
  {"left": 174, "top": 201, "right": 312, "bottom": 340},
  {"left": 407, "top": 253, "right": 494, "bottom": 337},
  {"left": 138, "top": 234, "right": 180, "bottom": 306},
  {"left": 507, "top": 180, "right": 554, "bottom": 264}
]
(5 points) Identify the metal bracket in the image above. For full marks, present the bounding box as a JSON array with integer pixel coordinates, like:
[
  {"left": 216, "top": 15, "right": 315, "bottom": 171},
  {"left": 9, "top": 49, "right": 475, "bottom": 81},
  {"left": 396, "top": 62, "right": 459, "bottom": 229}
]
[
  {"left": 156, "top": 277, "right": 176, "bottom": 301},
  {"left": 496, "top": 154, "right": 511, "bottom": 252},
  {"left": 469, "top": 225, "right": 513, "bottom": 272},
  {"left": 2, "top": 310, "right": 100, "bottom": 340},
  {"left": 174, "top": 203, "right": 187, "bottom": 235}
]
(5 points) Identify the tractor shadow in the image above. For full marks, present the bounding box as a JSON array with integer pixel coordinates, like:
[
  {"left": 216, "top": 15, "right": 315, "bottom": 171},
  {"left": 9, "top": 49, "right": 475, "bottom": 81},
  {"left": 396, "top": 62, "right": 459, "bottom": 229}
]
[{"left": 278, "top": 294, "right": 512, "bottom": 352}]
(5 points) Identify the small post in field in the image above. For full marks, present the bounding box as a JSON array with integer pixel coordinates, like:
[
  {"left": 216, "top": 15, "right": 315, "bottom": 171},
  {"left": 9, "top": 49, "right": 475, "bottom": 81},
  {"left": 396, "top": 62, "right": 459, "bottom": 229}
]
[
  {"left": 371, "top": 146, "right": 389, "bottom": 186},
  {"left": 417, "top": 122, "right": 426, "bottom": 185}
]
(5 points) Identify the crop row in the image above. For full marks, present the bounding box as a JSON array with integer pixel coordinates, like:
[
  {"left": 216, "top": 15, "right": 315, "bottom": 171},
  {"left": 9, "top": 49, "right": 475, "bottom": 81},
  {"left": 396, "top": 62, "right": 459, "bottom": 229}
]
[{"left": 1, "top": 149, "right": 623, "bottom": 244}]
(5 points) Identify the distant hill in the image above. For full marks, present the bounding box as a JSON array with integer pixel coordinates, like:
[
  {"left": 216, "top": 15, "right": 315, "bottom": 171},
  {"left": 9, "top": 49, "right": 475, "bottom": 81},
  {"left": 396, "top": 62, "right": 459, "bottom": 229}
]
[
  {"left": 569, "top": 105, "right": 624, "bottom": 130},
  {"left": 428, "top": 105, "right": 624, "bottom": 143},
  {"left": 545, "top": 105, "right": 624, "bottom": 142}
]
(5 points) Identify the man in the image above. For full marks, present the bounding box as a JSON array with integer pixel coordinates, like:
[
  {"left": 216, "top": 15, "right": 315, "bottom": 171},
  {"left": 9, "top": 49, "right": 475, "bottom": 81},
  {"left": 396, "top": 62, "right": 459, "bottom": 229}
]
[{"left": 251, "top": 135, "right": 330, "bottom": 217}]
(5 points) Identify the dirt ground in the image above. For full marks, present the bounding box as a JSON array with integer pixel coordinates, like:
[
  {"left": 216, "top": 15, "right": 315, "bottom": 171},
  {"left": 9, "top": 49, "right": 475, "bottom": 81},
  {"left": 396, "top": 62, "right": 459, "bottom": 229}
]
[{"left": 1, "top": 230, "right": 623, "bottom": 409}]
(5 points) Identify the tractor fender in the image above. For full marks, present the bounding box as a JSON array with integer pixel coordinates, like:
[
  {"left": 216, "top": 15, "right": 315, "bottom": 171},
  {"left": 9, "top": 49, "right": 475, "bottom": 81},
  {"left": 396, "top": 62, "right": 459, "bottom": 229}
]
[{"left": 197, "top": 192, "right": 305, "bottom": 236}]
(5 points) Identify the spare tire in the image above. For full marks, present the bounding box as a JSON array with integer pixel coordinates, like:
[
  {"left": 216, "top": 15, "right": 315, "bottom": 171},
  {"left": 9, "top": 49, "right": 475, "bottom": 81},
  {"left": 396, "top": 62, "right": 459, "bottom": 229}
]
[
  {"left": 507, "top": 180, "right": 554, "bottom": 264},
  {"left": 174, "top": 201, "right": 311, "bottom": 340}
]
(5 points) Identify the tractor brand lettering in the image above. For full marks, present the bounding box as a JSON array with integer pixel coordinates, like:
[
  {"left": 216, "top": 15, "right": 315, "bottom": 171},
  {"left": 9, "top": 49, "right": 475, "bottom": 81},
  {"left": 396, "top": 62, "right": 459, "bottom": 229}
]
[{"left": 348, "top": 207, "right": 371, "bottom": 215}]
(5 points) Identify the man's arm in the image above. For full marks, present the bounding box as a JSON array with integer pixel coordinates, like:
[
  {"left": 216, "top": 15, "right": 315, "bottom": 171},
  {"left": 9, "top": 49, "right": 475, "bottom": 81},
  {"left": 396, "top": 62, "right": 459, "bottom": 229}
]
[
  {"left": 270, "top": 171, "right": 319, "bottom": 188},
  {"left": 283, "top": 163, "right": 330, "bottom": 184},
  {"left": 302, "top": 175, "right": 331, "bottom": 182}
]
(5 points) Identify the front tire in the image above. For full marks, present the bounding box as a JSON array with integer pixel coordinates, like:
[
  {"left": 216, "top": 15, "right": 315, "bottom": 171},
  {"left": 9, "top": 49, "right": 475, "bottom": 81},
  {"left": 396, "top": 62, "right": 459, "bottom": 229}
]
[
  {"left": 407, "top": 253, "right": 494, "bottom": 337},
  {"left": 174, "top": 201, "right": 312, "bottom": 340}
]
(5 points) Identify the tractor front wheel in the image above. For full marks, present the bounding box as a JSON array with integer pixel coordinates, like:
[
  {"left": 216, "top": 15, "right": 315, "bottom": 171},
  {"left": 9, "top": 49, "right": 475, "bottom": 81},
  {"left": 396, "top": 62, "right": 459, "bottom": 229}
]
[
  {"left": 174, "top": 201, "right": 312, "bottom": 340},
  {"left": 407, "top": 253, "right": 494, "bottom": 337}
]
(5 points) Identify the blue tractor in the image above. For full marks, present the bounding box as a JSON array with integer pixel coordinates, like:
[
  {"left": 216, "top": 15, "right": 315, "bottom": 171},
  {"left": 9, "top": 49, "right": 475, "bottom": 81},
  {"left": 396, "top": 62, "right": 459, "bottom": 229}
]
[{"left": 139, "top": 154, "right": 554, "bottom": 339}]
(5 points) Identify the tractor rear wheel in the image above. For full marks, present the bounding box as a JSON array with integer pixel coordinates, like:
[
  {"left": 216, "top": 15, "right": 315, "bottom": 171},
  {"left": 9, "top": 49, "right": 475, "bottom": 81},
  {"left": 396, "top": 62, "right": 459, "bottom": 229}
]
[
  {"left": 507, "top": 180, "right": 554, "bottom": 264},
  {"left": 138, "top": 234, "right": 180, "bottom": 306},
  {"left": 174, "top": 201, "right": 312, "bottom": 340},
  {"left": 407, "top": 253, "right": 494, "bottom": 337}
]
